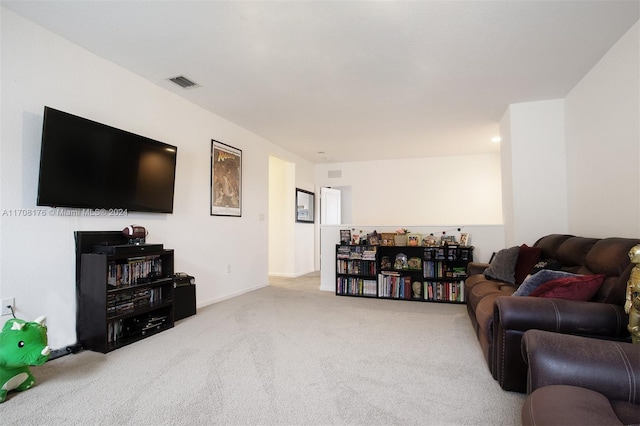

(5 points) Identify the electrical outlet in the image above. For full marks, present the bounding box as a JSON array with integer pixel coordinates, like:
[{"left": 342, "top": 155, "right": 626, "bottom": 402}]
[{"left": 1, "top": 298, "right": 15, "bottom": 316}]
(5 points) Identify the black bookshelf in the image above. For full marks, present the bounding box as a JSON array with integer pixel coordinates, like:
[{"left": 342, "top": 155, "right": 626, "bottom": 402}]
[
  {"left": 75, "top": 231, "right": 175, "bottom": 353},
  {"left": 336, "top": 244, "right": 473, "bottom": 303}
]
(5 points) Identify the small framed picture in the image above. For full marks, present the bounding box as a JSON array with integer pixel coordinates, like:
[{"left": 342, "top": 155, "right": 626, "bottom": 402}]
[
  {"left": 340, "top": 229, "right": 352, "bottom": 244},
  {"left": 380, "top": 233, "right": 396, "bottom": 246},
  {"left": 460, "top": 233, "right": 469, "bottom": 246}
]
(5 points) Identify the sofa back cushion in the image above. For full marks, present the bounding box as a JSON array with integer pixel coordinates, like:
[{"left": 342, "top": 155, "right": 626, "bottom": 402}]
[
  {"left": 532, "top": 235, "right": 640, "bottom": 306},
  {"left": 533, "top": 234, "right": 574, "bottom": 260},
  {"left": 583, "top": 238, "right": 640, "bottom": 304},
  {"left": 555, "top": 237, "right": 599, "bottom": 273}
]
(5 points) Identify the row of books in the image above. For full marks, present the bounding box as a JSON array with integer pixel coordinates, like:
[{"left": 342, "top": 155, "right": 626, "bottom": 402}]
[
  {"left": 107, "top": 287, "right": 164, "bottom": 316},
  {"left": 377, "top": 272, "right": 418, "bottom": 299},
  {"left": 336, "top": 277, "right": 377, "bottom": 296},
  {"left": 423, "top": 262, "right": 467, "bottom": 279},
  {"left": 107, "top": 256, "right": 163, "bottom": 287},
  {"left": 336, "top": 245, "right": 377, "bottom": 260},
  {"left": 424, "top": 280, "right": 465, "bottom": 302},
  {"left": 336, "top": 259, "right": 377, "bottom": 276},
  {"left": 338, "top": 272, "right": 466, "bottom": 302}
]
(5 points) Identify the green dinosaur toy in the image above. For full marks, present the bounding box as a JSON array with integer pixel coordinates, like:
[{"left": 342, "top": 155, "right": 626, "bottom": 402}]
[{"left": 0, "top": 316, "right": 50, "bottom": 403}]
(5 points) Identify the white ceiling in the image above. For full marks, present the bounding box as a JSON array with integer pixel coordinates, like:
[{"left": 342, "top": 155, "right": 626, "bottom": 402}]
[{"left": 3, "top": 1, "right": 639, "bottom": 163}]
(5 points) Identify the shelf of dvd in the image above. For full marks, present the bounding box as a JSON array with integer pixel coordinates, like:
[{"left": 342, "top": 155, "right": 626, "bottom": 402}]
[
  {"left": 336, "top": 244, "right": 378, "bottom": 297},
  {"left": 336, "top": 244, "right": 473, "bottom": 304},
  {"left": 78, "top": 246, "right": 175, "bottom": 353}
]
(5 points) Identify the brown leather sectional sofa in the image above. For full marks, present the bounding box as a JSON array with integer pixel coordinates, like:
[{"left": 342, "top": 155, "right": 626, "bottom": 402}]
[
  {"left": 521, "top": 330, "right": 640, "bottom": 425},
  {"left": 464, "top": 234, "right": 639, "bottom": 393}
]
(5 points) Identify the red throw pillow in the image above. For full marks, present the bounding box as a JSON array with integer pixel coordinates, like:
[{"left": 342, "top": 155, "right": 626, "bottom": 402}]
[
  {"left": 529, "top": 274, "right": 605, "bottom": 301},
  {"left": 514, "top": 244, "right": 542, "bottom": 285}
]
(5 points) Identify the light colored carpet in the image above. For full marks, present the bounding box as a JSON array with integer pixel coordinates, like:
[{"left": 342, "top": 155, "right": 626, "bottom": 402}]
[{"left": 2, "top": 272, "right": 524, "bottom": 425}]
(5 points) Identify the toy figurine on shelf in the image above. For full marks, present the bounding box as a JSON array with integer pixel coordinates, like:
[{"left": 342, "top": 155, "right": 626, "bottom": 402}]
[
  {"left": 394, "top": 253, "right": 408, "bottom": 270},
  {"left": 412, "top": 281, "right": 422, "bottom": 299},
  {"left": 423, "top": 233, "right": 437, "bottom": 247}
]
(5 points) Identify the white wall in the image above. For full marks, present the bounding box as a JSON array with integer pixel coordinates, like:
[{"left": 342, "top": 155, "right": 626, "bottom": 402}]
[
  {"left": 316, "top": 154, "right": 503, "bottom": 226},
  {"left": 0, "top": 8, "right": 313, "bottom": 349},
  {"left": 499, "top": 109, "right": 515, "bottom": 245},
  {"left": 498, "top": 21, "right": 640, "bottom": 243},
  {"left": 314, "top": 153, "right": 504, "bottom": 292},
  {"left": 565, "top": 21, "right": 640, "bottom": 238},
  {"left": 499, "top": 99, "right": 568, "bottom": 246},
  {"left": 268, "top": 155, "right": 295, "bottom": 276}
]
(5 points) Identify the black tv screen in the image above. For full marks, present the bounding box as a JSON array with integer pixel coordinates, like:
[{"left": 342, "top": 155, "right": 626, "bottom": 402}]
[{"left": 37, "top": 107, "right": 177, "bottom": 213}]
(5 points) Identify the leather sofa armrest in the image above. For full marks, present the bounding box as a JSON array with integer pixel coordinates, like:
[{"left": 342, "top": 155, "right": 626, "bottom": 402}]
[
  {"left": 467, "top": 262, "right": 490, "bottom": 276},
  {"left": 522, "top": 329, "right": 640, "bottom": 403},
  {"left": 494, "top": 296, "right": 628, "bottom": 337}
]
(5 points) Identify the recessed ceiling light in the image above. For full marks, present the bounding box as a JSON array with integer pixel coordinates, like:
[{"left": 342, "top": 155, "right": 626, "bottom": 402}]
[{"left": 491, "top": 136, "right": 502, "bottom": 143}]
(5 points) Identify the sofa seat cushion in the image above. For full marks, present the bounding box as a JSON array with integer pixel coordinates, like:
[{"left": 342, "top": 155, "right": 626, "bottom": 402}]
[
  {"left": 610, "top": 400, "right": 640, "bottom": 425},
  {"left": 465, "top": 273, "right": 491, "bottom": 291},
  {"left": 522, "top": 385, "right": 624, "bottom": 426},
  {"left": 468, "top": 279, "right": 515, "bottom": 310}
]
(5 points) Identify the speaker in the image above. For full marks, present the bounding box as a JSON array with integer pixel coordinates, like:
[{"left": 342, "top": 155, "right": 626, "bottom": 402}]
[{"left": 173, "top": 274, "right": 196, "bottom": 321}]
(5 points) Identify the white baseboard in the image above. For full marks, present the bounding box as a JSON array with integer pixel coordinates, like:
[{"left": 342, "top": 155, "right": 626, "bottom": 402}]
[
  {"left": 269, "top": 270, "right": 317, "bottom": 278},
  {"left": 196, "top": 283, "right": 269, "bottom": 309},
  {"left": 268, "top": 272, "right": 297, "bottom": 278}
]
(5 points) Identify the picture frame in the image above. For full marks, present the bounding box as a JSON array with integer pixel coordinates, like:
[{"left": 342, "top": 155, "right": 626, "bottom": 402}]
[
  {"left": 380, "top": 233, "right": 396, "bottom": 246},
  {"left": 295, "top": 188, "right": 315, "bottom": 223},
  {"left": 460, "top": 233, "right": 469, "bottom": 246},
  {"left": 211, "top": 140, "right": 242, "bottom": 217},
  {"left": 340, "top": 229, "right": 352, "bottom": 244}
]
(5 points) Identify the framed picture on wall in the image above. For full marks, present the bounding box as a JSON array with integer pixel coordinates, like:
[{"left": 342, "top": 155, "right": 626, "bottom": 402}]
[
  {"left": 211, "top": 140, "right": 242, "bottom": 217},
  {"left": 295, "top": 188, "right": 315, "bottom": 223}
]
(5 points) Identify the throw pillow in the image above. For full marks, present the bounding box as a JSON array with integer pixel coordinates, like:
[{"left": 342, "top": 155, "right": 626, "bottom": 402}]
[
  {"left": 513, "top": 269, "right": 576, "bottom": 297},
  {"left": 514, "top": 244, "right": 542, "bottom": 285},
  {"left": 484, "top": 246, "right": 520, "bottom": 284},
  {"left": 529, "top": 259, "right": 563, "bottom": 275},
  {"left": 529, "top": 274, "right": 606, "bottom": 301}
]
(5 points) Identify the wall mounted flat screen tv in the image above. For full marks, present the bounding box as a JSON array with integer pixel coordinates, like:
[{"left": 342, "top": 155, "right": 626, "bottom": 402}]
[{"left": 37, "top": 107, "right": 177, "bottom": 213}]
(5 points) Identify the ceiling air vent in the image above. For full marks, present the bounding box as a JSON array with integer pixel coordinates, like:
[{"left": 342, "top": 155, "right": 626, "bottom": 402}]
[{"left": 168, "top": 75, "right": 200, "bottom": 89}]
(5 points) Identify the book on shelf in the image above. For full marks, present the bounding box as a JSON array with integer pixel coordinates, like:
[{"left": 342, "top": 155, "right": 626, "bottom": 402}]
[
  {"left": 362, "top": 249, "right": 377, "bottom": 261},
  {"left": 423, "top": 280, "right": 465, "bottom": 302},
  {"left": 107, "top": 255, "right": 163, "bottom": 288},
  {"left": 336, "top": 276, "right": 377, "bottom": 296},
  {"left": 378, "top": 271, "right": 412, "bottom": 299}
]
